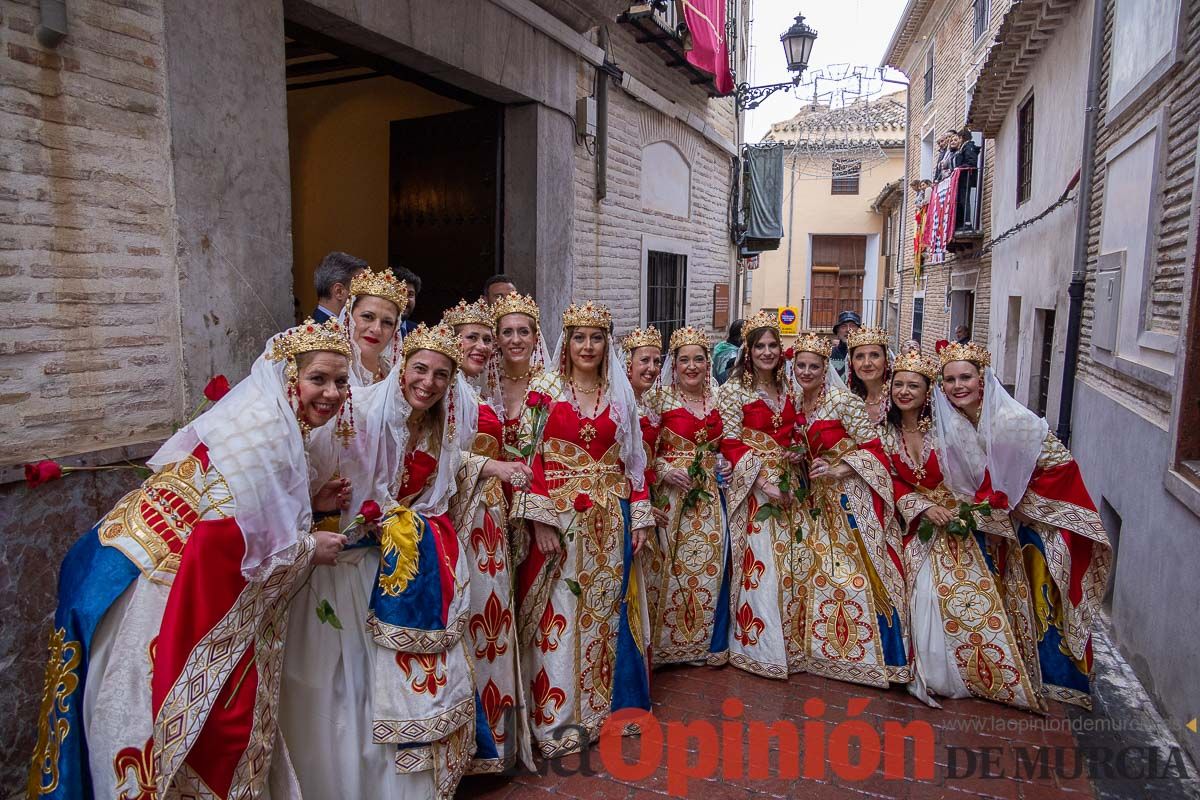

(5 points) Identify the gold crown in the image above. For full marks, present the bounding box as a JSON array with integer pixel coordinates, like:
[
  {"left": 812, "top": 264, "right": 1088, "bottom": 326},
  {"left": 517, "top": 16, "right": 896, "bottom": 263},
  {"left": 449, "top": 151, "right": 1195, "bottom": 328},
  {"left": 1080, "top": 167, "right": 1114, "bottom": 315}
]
[
  {"left": 491, "top": 291, "right": 540, "bottom": 326},
  {"left": 792, "top": 330, "right": 832, "bottom": 359},
  {"left": 743, "top": 310, "right": 781, "bottom": 338},
  {"left": 562, "top": 301, "right": 612, "bottom": 330},
  {"left": 621, "top": 326, "right": 662, "bottom": 353},
  {"left": 668, "top": 325, "right": 710, "bottom": 353},
  {"left": 402, "top": 322, "right": 462, "bottom": 369},
  {"left": 350, "top": 269, "right": 409, "bottom": 313},
  {"left": 270, "top": 318, "right": 353, "bottom": 362},
  {"left": 846, "top": 326, "right": 890, "bottom": 350},
  {"left": 442, "top": 298, "right": 493, "bottom": 329},
  {"left": 892, "top": 351, "right": 939, "bottom": 382},
  {"left": 939, "top": 341, "right": 991, "bottom": 369}
]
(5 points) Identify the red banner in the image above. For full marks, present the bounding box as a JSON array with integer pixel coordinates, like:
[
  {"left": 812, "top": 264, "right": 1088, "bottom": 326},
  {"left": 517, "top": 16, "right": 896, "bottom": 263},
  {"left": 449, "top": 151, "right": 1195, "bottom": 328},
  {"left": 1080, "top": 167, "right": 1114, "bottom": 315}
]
[{"left": 681, "top": 0, "right": 734, "bottom": 95}]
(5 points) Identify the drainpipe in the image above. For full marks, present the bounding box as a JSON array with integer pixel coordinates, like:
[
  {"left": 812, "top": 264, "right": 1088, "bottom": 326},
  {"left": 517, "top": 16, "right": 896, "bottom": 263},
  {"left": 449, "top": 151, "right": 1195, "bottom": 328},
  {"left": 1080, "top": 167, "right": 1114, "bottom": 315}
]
[
  {"left": 784, "top": 153, "right": 796, "bottom": 307},
  {"left": 596, "top": 27, "right": 610, "bottom": 201},
  {"left": 881, "top": 74, "right": 911, "bottom": 345},
  {"left": 37, "top": 0, "right": 68, "bottom": 47},
  {"left": 1055, "top": 0, "right": 1106, "bottom": 446}
]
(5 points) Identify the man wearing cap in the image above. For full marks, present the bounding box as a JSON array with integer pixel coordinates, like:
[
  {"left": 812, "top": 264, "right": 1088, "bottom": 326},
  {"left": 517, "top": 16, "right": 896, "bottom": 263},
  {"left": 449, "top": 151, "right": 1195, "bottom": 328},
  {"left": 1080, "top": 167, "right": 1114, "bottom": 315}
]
[{"left": 829, "top": 309, "right": 862, "bottom": 380}]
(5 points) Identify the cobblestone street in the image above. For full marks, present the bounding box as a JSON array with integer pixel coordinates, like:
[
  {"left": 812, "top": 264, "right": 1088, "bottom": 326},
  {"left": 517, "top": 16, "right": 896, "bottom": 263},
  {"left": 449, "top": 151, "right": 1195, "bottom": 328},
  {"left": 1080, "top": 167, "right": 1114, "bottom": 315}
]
[{"left": 460, "top": 625, "right": 1198, "bottom": 800}]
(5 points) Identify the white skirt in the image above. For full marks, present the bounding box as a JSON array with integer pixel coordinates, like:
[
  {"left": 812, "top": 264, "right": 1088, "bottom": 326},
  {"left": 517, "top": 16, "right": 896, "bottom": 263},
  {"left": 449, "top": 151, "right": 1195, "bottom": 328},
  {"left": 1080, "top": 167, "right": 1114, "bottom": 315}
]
[{"left": 276, "top": 547, "right": 436, "bottom": 800}]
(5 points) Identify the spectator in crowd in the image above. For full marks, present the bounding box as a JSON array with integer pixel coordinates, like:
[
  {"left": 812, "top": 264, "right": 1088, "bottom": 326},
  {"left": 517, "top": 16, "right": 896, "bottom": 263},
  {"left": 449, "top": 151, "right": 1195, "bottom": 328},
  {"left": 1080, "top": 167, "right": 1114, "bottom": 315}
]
[
  {"left": 902, "top": 338, "right": 921, "bottom": 354},
  {"left": 829, "top": 309, "right": 862, "bottom": 380},
  {"left": 483, "top": 274, "right": 517, "bottom": 305},
  {"left": 955, "top": 324, "right": 971, "bottom": 345},
  {"left": 953, "top": 128, "right": 980, "bottom": 170},
  {"left": 910, "top": 179, "right": 932, "bottom": 208},
  {"left": 712, "top": 318, "right": 745, "bottom": 384},
  {"left": 390, "top": 265, "right": 422, "bottom": 335},
  {"left": 313, "top": 251, "right": 367, "bottom": 323}
]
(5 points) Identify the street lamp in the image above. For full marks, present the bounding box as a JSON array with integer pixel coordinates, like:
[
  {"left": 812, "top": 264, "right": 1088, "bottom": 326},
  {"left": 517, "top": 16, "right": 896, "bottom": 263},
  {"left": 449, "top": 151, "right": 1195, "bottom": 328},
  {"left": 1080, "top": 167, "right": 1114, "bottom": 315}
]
[{"left": 736, "top": 13, "right": 818, "bottom": 111}]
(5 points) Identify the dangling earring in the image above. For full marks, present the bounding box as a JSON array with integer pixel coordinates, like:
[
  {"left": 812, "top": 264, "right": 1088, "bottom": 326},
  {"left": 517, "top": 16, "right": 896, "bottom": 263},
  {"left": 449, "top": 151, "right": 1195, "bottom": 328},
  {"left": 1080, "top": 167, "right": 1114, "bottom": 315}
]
[
  {"left": 446, "top": 377, "right": 457, "bottom": 444},
  {"left": 286, "top": 359, "right": 312, "bottom": 439},
  {"left": 335, "top": 384, "right": 356, "bottom": 445},
  {"left": 918, "top": 391, "right": 933, "bottom": 432},
  {"left": 741, "top": 353, "right": 752, "bottom": 389}
]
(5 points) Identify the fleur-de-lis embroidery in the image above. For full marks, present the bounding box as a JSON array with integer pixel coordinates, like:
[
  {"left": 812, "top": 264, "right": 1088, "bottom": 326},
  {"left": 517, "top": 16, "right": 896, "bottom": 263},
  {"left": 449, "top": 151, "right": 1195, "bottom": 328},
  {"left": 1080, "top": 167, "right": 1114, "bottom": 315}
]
[
  {"left": 113, "top": 737, "right": 157, "bottom": 800},
  {"left": 395, "top": 652, "right": 447, "bottom": 696},
  {"left": 471, "top": 516, "right": 506, "bottom": 577},
  {"left": 735, "top": 602, "right": 765, "bottom": 647},
  {"left": 27, "top": 627, "right": 81, "bottom": 797},
  {"left": 533, "top": 600, "right": 567, "bottom": 654},
  {"left": 531, "top": 668, "right": 566, "bottom": 726},
  {"left": 469, "top": 591, "right": 512, "bottom": 662},
  {"left": 741, "top": 548, "right": 765, "bottom": 591},
  {"left": 480, "top": 679, "right": 515, "bottom": 744}
]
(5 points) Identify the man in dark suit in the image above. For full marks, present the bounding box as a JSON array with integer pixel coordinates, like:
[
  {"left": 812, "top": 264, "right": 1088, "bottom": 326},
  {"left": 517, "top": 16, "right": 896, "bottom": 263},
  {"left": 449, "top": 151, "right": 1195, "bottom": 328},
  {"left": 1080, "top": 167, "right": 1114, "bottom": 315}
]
[
  {"left": 313, "top": 251, "right": 367, "bottom": 323},
  {"left": 390, "top": 265, "right": 422, "bottom": 336}
]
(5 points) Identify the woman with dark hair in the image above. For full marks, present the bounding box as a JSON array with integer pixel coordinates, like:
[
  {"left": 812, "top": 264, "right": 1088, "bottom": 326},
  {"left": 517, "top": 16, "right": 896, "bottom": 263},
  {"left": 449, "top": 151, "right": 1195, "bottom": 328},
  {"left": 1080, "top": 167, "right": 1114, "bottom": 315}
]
[
  {"left": 883, "top": 350, "right": 1041, "bottom": 711},
  {"left": 846, "top": 326, "right": 892, "bottom": 425},
  {"left": 716, "top": 311, "right": 802, "bottom": 679}
]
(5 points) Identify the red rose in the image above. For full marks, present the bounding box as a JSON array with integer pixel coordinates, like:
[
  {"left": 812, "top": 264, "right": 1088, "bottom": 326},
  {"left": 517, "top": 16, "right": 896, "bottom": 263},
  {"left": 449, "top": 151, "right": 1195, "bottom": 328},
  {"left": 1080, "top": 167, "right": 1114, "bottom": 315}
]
[
  {"left": 24, "top": 460, "right": 63, "bottom": 488},
  {"left": 783, "top": 347, "right": 795, "bottom": 360},
  {"left": 526, "top": 392, "right": 550, "bottom": 409},
  {"left": 358, "top": 500, "right": 383, "bottom": 523},
  {"left": 204, "top": 375, "right": 231, "bottom": 402},
  {"left": 573, "top": 493, "right": 593, "bottom": 513},
  {"left": 934, "top": 339, "right": 950, "bottom": 354}
]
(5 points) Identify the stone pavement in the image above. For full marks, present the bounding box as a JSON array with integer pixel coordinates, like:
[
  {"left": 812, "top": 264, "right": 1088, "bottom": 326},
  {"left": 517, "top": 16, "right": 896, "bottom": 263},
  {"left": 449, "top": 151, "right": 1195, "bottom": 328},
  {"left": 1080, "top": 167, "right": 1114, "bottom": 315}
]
[{"left": 459, "top": 624, "right": 1198, "bottom": 800}]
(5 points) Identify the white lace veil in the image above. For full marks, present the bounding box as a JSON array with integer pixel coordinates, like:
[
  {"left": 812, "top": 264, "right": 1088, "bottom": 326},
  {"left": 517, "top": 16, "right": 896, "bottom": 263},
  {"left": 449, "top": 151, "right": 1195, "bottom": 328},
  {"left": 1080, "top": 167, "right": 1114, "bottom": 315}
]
[
  {"left": 933, "top": 365, "right": 1047, "bottom": 503},
  {"left": 336, "top": 352, "right": 477, "bottom": 535},
  {"left": 338, "top": 294, "right": 404, "bottom": 387},
  {"left": 149, "top": 330, "right": 334, "bottom": 580},
  {"left": 658, "top": 344, "right": 719, "bottom": 406},
  {"left": 784, "top": 353, "right": 847, "bottom": 395},
  {"left": 553, "top": 329, "right": 647, "bottom": 492}
]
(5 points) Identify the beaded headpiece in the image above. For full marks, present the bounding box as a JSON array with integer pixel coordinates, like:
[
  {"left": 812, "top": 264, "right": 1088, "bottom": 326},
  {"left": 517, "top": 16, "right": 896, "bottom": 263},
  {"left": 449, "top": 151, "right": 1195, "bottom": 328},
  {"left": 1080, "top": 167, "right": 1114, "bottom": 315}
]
[
  {"left": 846, "top": 326, "right": 890, "bottom": 351},
  {"left": 668, "top": 325, "right": 710, "bottom": 353},
  {"left": 270, "top": 318, "right": 353, "bottom": 362},
  {"left": 562, "top": 301, "right": 612, "bottom": 330},
  {"left": 621, "top": 326, "right": 662, "bottom": 353},
  {"left": 349, "top": 269, "right": 409, "bottom": 314},
  {"left": 442, "top": 298, "right": 493, "bottom": 329},
  {"left": 743, "top": 310, "right": 781, "bottom": 338},
  {"left": 491, "top": 291, "right": 540, "bottom": 326},
  {"left": 938, "top": 341, "right": 991, "bottom": 370},
  {"left": 792, "top": 330, "right": 833, "bottom": 359},
  {"left": 402, "top": 323, "right": 463, "bottom": 369},
  {"left": 892, "top": 351, "right": 939, "bottom": 382}
]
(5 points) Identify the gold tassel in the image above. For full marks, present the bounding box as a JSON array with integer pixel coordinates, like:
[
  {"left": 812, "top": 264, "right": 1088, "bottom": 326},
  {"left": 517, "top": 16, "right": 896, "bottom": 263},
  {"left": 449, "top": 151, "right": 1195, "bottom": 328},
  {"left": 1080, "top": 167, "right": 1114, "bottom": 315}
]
[{"left": 378, "top": 507, "right": 424, "bottom": 596}]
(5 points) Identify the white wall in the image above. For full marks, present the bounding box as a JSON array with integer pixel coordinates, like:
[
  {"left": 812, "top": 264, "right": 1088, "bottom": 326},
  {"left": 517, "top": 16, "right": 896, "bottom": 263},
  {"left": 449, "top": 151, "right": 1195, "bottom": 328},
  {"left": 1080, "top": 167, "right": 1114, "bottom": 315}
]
[{"left": 988, "top": 1, "right": 1092, "bottom": 427}]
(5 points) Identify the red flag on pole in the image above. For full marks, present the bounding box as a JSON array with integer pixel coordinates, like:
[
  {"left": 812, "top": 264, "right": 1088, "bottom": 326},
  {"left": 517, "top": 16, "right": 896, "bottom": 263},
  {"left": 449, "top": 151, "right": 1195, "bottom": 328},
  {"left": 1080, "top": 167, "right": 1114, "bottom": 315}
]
[{"left": 681, "top": 0, "right": 734, "bottom": 95}]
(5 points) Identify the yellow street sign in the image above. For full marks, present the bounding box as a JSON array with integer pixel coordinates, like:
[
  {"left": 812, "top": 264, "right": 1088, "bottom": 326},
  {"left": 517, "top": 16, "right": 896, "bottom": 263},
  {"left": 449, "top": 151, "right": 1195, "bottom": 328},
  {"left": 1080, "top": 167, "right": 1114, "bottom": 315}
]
[
  {"left": 1188, "top": 718, "right": 1197, "bottom": 734},
  {"left": 778, "top": 306, "right": 799, "bottom": 336}
]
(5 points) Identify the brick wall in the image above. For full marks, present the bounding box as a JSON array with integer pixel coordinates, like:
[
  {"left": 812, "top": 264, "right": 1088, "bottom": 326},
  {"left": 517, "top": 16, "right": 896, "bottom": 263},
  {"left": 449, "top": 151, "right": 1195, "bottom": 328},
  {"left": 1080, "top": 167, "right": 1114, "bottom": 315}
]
[
  {"left": 0, "top": 0, "right": 181, "bottom": 467},
  {"left": 892, "top": 0, "right": 1011, "bottom": 351},
  {"left": 571, "top": 22, "right": 737, "bottom": 341},
  {"left": 1078, "top": 0, "right": 1199, "bottom": 425}
]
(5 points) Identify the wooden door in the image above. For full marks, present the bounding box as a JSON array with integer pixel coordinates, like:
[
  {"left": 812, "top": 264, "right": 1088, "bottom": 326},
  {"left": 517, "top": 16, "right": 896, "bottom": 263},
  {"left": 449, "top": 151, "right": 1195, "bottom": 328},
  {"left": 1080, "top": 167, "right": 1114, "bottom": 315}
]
[
  {"left": 388, "top": 107, "right": 502, "bottom": 325},
  {"left": 810, "top": 235, "right": 866, "bottom": 329}
]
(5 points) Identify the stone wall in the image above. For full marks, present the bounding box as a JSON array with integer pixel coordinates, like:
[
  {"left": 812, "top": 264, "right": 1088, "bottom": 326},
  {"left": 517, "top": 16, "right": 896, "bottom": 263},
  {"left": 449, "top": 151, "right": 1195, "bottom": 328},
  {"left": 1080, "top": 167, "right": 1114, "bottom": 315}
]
[
  {"left": 571, "top": 21, "right": 737, "bottom": 341},
  {"left": 0, "top": 0, "right": 181, "bottom": 466}
]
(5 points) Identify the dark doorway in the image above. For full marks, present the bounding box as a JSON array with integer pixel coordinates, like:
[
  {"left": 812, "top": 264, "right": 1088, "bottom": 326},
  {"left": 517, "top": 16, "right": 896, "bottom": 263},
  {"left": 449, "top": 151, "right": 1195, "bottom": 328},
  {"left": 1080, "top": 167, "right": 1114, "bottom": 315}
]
[{"left": 388, "top": 109, "right": 502, "bottom": 324}]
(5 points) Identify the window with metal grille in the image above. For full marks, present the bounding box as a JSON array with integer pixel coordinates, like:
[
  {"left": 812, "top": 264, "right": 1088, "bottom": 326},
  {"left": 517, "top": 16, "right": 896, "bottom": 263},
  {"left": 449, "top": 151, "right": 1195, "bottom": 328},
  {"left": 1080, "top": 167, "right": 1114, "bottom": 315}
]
[
  {"left": 830, "top": 160, "right": 861, "bottom": 195},
  {"left": 973, "top": 0, "right": 989, "bottom": 41},
  {"left": 1017, "top": 95, "right": 1035, "bottom": 205},
  {"left": 911, "top": 296, "right": 925, "bottom": 342},
  {"left": 923, "top": 44, "right": 935, "bottom": 105},
  {"left": 646, "top": 250, "right": 687, "bottom": 346}
]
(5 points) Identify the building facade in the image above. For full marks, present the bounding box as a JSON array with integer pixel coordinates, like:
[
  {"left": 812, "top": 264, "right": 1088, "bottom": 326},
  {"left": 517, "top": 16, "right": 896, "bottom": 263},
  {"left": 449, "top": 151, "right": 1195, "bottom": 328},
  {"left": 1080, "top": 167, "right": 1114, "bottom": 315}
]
[
  {"left": 0, "top": 0, "right": 747, "bottom": 783},
  {"left": 743, "top": 91, "right": 906, "bottom": 333},
  {"left": 1066, "top": 0, "right": 1200, "bottom": 764},
  {"left": 883, "top": 0, "right": 1009, "bottom": 351}
]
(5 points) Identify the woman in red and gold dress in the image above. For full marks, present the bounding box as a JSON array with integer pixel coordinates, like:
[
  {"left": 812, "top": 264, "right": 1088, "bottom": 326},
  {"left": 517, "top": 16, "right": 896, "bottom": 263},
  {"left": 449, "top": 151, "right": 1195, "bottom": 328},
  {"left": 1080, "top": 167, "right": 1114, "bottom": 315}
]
[
  {"left": 28, "top": 319, "right": 355, "bottom": 800},
  {"left": 487, "top": 291, "right": 552, "bottom": 459},
  {"left": 935, "top": 343, "right": 1110, "bottom": 709},
  {"left": 883, "top": 350, "right": 1041, "bottom": 710},
  {"left": 716, "top": 311, "right": 802, "bottom": 679},
  {"left": 790, "top": 330, "right": 911, "bottom": 688},
  {"left": 444, "top": 298, "right": 532, "bottom": 772},
  {"left": 511, "top": 301, "right": 654, "bottom": 759},
  {"left": 846, "top": 326, "right": 893, "bottom": 426},
  {"left": 646, "top": 326, "right": 732, "bottom": 667},
  {"left": 339, "top": 268, "right": 408, "bottom": 385}
]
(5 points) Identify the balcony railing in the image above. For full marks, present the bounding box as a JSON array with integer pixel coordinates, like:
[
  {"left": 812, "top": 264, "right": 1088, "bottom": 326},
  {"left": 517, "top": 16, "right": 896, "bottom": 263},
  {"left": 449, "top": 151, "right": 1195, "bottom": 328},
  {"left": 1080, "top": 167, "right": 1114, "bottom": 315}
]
[{"left": 618, "top": 2, "right": 728, "bottom": 96}]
